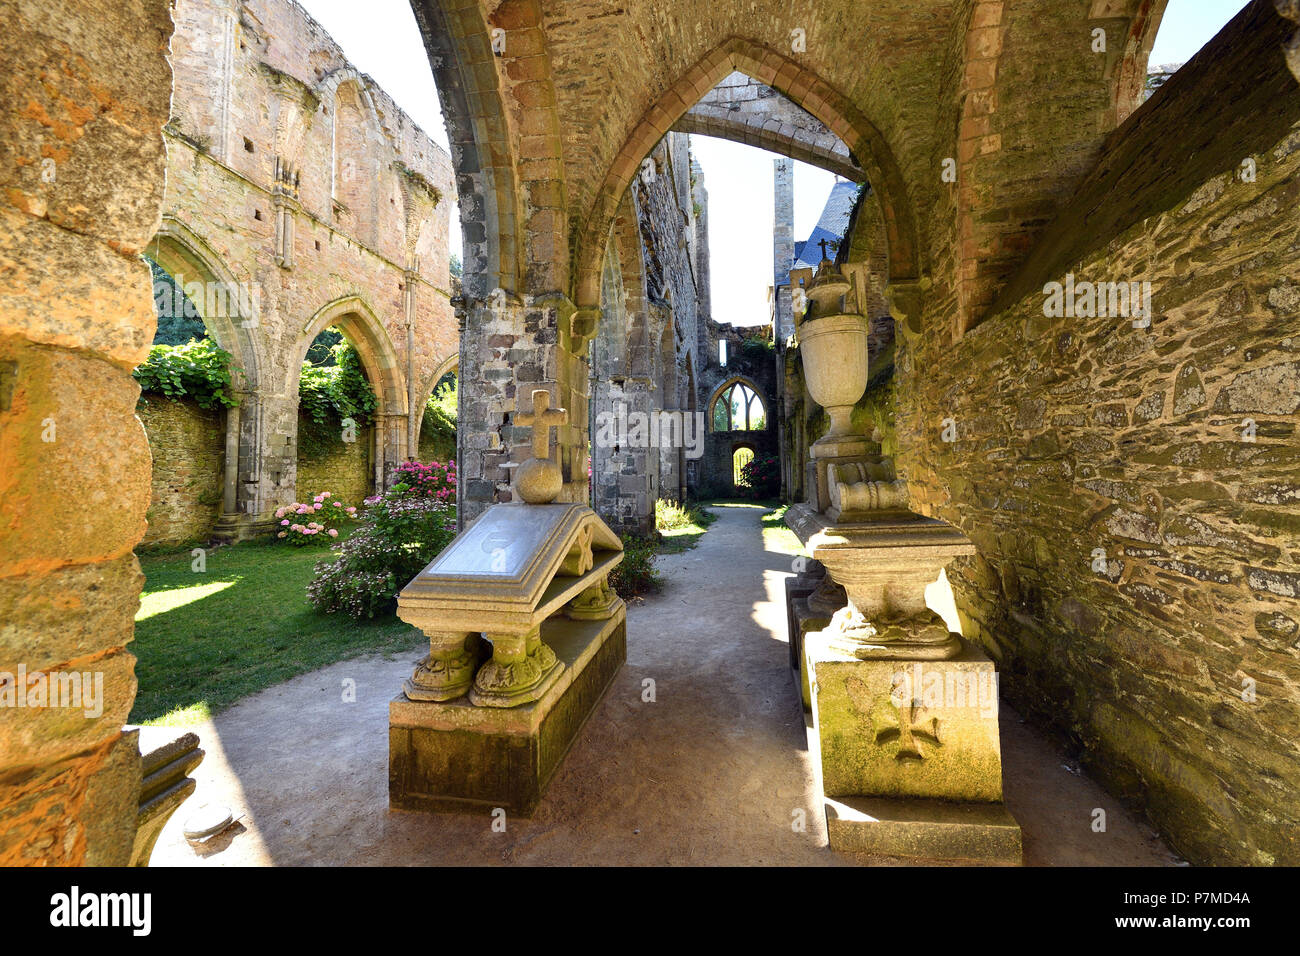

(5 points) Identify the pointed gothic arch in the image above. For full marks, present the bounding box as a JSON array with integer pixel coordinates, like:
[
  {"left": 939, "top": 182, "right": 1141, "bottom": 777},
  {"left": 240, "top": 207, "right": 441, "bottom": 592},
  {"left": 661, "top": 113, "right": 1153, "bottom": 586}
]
[
  {"left": 573, "top": 36, "right": 923, "bottom": 309},
  {"left": 145, "top": 216, "right": 264, "bottom": 391}
]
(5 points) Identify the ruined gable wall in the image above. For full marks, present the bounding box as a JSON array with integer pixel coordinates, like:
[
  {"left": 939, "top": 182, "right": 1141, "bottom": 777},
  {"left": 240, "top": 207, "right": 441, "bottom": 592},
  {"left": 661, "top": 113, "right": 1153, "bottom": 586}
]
[
  {"left": 157, "top": 0, "right": 456, "bottom": 523},
  {"left": 894, "top": 5, "right": 1300, "bottom": 864}
]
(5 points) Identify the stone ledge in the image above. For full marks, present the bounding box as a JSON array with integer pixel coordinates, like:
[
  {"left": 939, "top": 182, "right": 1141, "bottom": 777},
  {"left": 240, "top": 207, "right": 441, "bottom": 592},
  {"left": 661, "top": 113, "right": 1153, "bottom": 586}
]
[{"left": 825, "top": 796, "right": 1022, "bottom": 863}]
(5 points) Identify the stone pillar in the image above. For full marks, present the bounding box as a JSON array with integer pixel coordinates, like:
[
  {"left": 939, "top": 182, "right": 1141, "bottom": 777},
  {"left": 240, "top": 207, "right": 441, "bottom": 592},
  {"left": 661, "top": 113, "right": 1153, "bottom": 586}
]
[
  {"left": 212, "top": 400, "right": 243, "bottom": 540},
  {"left": 0, "top": 0, "right": 172, "bottom": 865},
  {"left": 592, "top": 376, "right": 655, "bottom": 535},
  {"left": 773, "top": 158, "right": 795, "bottom": 343},
  {"left": 377, "top": 410, "right": 409, "bottom": 489}
]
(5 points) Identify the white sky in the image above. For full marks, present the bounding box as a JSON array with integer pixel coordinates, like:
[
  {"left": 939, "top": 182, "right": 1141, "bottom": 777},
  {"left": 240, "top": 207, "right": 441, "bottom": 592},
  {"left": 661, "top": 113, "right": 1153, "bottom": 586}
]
[{"left": 295, "top": 0, "right": 1248, "bottom": 326}]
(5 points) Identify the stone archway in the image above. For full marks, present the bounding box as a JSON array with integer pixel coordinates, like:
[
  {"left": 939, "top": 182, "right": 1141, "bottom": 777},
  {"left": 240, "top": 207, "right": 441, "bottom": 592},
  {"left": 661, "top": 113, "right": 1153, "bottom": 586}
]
[
  {"left": 572, "top": 36, "right": 924, "bottom": 311},
  {"left": 294, "top": 295, "right": 408, "bottom": 493},
  {"left": 143, "top": 218, "right": 268, "bottom": 538}
]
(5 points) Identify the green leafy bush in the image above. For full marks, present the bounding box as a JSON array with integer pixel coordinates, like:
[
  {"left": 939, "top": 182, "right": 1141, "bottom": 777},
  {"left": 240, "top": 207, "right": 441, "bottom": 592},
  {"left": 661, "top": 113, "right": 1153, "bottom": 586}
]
[
  {"left": 420, "top": 374, "right": 457, "bottom": 456},
  {"left": 307, "top": 490, "right": 456, "bottom": 620},
  {"left": 655, "top": 498, "right": 715, "bottom": 532},
  {"left": 298, "top": 339, "right": 378, "bottom": 459},
  {"left": 146, "top": 259, "right": 208, "bottom": 346},
  {"left": 133, "top": 338, "right": 237, "bottom": 409},
  {"left": 608, "top": 534, "right": 661, "bottom": 599}
]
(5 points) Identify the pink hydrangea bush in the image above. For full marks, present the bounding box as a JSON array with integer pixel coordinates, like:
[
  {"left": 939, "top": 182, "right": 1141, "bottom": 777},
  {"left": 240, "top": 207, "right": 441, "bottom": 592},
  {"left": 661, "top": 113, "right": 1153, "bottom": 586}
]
[
  {"left": 273, "top": 491, "right": 358, "bottom": 546},
  {"left": 389, "top": 459, "right": 456, "bottom": 503}
]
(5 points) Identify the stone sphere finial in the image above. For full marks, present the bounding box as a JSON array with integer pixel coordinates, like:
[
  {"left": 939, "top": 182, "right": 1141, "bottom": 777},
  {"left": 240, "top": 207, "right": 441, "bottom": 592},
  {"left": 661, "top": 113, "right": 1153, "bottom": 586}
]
[{"left": 514, "top": 388, "right": 567, "bottom": 504}]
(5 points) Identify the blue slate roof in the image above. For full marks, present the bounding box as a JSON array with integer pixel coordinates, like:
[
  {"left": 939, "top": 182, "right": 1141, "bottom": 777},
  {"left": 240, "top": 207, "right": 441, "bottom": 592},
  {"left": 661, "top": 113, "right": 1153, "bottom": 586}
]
[{"left": 791, "top": 179, "right": 862, "bottom": 273}]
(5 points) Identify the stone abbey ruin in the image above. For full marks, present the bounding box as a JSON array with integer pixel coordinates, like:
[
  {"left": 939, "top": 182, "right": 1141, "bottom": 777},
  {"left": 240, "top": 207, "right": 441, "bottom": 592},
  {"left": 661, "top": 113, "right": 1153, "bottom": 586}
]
[{"left": 1, "top": 0, "right": 1298, "bottom": 871}]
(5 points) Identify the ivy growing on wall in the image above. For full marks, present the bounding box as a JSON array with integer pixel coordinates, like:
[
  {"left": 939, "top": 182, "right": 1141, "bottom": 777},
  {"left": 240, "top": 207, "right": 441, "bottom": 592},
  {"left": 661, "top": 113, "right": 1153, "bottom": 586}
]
[
  {"left": 133, "top": 338, "right": 238, "bottom": 410},
  {"left": 420, "top": 371, "right": 457, "bottom": 456},
  {"left": 297, "top": 336, "right": 378, "bottom": 460}
]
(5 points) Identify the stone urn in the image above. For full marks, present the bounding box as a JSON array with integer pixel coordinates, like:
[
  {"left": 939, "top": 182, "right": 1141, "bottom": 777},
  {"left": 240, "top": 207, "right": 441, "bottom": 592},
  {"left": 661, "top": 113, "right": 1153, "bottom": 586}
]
[
  {"left": 800, "top": 312, "right": 869, "bottom": 444},
  {"left": 798, "top": 258, "right": 870, "bottom": 453}
]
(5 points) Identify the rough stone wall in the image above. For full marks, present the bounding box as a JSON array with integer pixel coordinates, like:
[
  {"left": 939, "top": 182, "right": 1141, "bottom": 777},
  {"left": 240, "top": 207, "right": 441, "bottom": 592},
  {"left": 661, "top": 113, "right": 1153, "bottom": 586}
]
[
  {"left": 457, "top": 293, "right": 591, "bottom": 524},
  {"left": 156, "top": 0, "right": 456, "bottom": 533},
  {"left": 895, "top": 9, "right": 1300, "bottom": 863},
  {"left": 138, "top": 398, "right": 225, "bottom": 548},
  {"left": 586, "top": 132, "right": 705, "bottom": 532},
  {"left": 0, "top": 0, "right": 172, "bottom": 866},
  {"left": 295, "top": 425, "right": 373, "bottom": 508}
]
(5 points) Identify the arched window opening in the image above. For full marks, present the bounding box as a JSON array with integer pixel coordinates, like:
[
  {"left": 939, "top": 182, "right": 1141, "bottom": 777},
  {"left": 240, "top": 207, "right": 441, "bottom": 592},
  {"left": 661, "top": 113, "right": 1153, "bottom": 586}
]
[
  {"left": 712, "top": 381, "right": 766, "bottom": 431},
  {"left": 145, "top": 257, "right": 209, "bottom": 346},
  {"left": 733, "top": 446, "right": 754, "bottom": 487}
]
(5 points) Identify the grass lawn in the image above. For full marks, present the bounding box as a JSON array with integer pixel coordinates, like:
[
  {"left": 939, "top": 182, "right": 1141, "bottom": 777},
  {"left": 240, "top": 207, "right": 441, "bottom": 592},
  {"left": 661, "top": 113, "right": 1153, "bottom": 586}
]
[
  {"left": 760, "top": 503, "right": 808, "bottom": 556},
  {"left": 655, "top": 498, "right": 719, "bottom": 553},
  {"left": 131, "top": 531, "right": 422, "bottom": 726}
]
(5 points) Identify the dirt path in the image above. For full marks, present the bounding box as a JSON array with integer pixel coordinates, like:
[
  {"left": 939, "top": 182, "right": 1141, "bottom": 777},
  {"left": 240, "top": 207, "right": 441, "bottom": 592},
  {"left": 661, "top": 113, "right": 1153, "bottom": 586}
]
[{"left": 151, "top": 504, "right": 1179, "bottom": 866}]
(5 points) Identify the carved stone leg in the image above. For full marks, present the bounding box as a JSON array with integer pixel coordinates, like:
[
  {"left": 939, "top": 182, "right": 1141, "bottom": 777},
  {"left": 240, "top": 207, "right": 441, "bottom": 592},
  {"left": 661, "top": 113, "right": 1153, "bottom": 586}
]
[
  {"left": 470, "top": 626, "right": 563, "bottom": 708},
  {"left": 807, "top": 573, "right": 847, "bottom": 617},
  {"left": 565, "top": 576, "right": 621, "bottom": 620},
  {"left": 404, "top": 631, "right": 480, "bottom": 701}
]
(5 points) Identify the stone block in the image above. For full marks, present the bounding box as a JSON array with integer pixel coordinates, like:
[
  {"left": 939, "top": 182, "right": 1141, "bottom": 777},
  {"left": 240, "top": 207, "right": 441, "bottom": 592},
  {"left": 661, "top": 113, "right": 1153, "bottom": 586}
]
[
  {"left": 0, "top": 343, "right": 152, "bottom": 573},
  {"left": 1, "top": 0, "right": 173, "bottom": 251},
  {"left": 0, "top": 210, "right": 158, "bottom": 366},
  {"left": 825, "top": 796, "right": 1022, "bottom": 863},
  {"left": 807, "top": 634, "right": 1005, "bottom": 802}
]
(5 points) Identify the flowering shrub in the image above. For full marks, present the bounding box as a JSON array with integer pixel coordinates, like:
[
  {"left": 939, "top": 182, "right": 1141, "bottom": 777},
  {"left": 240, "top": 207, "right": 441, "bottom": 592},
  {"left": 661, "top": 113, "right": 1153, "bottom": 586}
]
[
  {"left": 307, "top": 489, "right": 457, "bottom": 620},
  {"left": 274, "top": 492, "right": 358, "bottom": 545},
  {"left": 389, "top": 459, "right": 456, "bottom": 503},
  {"left": 738, "top": 453, "right": 781, "bottom": 499}
]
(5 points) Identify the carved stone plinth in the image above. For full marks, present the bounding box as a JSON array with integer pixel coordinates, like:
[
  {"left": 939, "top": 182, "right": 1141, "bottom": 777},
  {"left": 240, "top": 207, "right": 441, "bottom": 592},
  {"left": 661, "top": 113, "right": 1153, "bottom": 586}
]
[
  {"left": 807, "top": 633, "right": 1020, "bottom": 862},
  {"left": 786, "top": 504, "right": 976, "bottom": 661}
]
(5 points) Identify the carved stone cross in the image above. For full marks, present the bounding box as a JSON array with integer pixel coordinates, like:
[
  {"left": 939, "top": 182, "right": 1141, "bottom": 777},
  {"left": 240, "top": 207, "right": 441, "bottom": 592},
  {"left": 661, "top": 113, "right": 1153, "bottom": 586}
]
[
  {"left": 874, "top": 696, "right": 941, "bottom": 762},
  {"left": 818, "top": 237, "right": 831, "bottom": 260},
  {"left": 847, "top": 676, "right": 941, "bottom": 762},
  {"left": 515, "top": 389, "right": 567, "bottom": 459}
]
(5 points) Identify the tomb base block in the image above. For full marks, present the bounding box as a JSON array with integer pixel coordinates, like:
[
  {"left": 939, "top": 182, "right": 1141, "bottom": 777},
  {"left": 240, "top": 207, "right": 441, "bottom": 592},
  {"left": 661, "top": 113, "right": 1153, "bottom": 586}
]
[
  {"left": 389, "top": 610, "right": 625, "bottom": 816},
  {"left": 825, "top": 796, "right": 1022, "bottom": 863},
  {"left": 807, "top": 630, "right": 1022, "bottom": 861}
]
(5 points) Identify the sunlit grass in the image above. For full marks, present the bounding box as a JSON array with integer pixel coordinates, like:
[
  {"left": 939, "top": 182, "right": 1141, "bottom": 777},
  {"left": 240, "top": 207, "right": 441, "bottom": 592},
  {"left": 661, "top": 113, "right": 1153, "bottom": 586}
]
[
  {"left": 656, "top": 499, "right": 718, "bottom": 553},
  {"left": 760, "top": 504, "right": 807, "bottom": 556},
  {"left": 130, "top": 532, "right": 422, "bottom": 724},
  {"left": 135, "top": 580, "right": 235, "bottom": 621}
]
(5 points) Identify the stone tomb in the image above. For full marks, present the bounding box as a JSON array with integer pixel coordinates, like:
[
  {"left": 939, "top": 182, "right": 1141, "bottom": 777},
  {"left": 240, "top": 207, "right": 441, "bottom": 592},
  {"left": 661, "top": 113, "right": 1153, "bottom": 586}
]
[{"left": 389, "top": 390, "right": 626, "bottom": 814}]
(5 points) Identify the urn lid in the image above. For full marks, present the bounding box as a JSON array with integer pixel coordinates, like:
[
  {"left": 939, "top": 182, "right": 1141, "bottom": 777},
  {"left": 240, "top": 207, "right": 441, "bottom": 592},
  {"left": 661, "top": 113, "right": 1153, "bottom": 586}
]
[{"left": 807, "top": 255, "right": 850, "bottom": 314}]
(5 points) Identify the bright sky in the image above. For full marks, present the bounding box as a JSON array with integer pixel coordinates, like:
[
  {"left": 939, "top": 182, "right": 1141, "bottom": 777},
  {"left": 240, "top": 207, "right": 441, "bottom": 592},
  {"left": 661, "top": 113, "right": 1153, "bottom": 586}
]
[{"left": 296, "top": 0, "right": 1248, "bottom": 326}]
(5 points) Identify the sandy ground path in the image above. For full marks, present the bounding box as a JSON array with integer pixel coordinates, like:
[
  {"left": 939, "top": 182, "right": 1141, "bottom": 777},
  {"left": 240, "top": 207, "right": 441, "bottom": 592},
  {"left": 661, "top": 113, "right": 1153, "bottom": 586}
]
[{"left": 151, "top": 504, "right": 1179, "bottom": 866}]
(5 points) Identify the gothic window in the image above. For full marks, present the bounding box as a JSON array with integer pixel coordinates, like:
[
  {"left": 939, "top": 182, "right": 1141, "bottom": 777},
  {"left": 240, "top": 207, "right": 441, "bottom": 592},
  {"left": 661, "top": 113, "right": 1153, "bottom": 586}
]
[{"left": 712, "top": 381, "right": 765, "bottom": 431}]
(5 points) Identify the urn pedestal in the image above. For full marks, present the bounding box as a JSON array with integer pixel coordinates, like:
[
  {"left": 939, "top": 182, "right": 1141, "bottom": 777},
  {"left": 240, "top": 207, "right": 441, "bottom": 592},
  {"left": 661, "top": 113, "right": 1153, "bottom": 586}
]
[{"left": 785, "top": 505, "right": 1022, "bottom": 863}]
